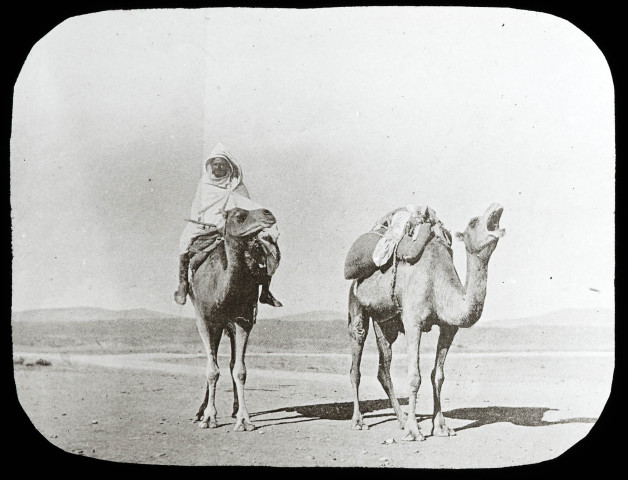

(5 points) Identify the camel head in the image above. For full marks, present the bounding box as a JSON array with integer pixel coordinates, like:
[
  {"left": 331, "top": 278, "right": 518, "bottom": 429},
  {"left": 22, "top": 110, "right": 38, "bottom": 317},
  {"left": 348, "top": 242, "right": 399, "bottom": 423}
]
[
  {"left": 454, "top": 203, "right": 506, "bottom": 262},
  {"left": 223, "top": 207, "right": 277, "bottom": 241}
]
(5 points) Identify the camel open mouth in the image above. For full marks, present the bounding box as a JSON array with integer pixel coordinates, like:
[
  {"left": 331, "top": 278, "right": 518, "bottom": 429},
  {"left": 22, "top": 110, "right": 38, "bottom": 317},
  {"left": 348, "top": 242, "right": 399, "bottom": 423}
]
[
  {"left": 486, "top": 209, "right": 502, "bottom": 231},
  {"left": 485, "top": 204, "right": 505, "bottom": 238}
]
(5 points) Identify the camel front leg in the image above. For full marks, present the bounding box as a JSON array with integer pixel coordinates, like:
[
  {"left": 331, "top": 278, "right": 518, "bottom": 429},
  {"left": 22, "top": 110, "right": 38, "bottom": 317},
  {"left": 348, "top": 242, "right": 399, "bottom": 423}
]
[
  {"left": 431, "top": 324, "right": 458, "bottom": 437},
  {"left": 198, "top": 323, "right": 223, "bottom": 429},
  {"left": 373, "top": 317, "right": 406, "bottom": 429},
  {"left": 403, "top": 320, "right": 425, "bottom": 441},
  {"left": 230, "top": 318, "right": 256, "bottom": 432},
  {"left": 227, "top": 330, "right": 239, "bottom": 418},
  {"left": 194, "top": 382, "right": 209, "bottom": 422},
  {"left": 348, "top": 289, "right": 370, "bottom": 430}
]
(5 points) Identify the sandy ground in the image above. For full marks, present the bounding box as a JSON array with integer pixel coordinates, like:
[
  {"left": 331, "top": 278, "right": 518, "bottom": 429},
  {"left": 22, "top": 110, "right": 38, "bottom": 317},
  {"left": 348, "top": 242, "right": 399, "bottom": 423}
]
[{"left": 13, "top": 351, "right": 613, "bottom": 468}]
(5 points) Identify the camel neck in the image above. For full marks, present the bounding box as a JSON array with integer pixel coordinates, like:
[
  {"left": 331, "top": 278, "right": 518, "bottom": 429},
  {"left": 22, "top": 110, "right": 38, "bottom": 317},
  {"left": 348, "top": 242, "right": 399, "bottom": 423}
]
[
  {"left": 424, "top": 243, "right": 489, "bottom": 328},
  {"left": 457, "top": 251, "right": 489, "bottom": 327},
  {"left": 223, "top": 238, "right": 247, "bottom": 275}
]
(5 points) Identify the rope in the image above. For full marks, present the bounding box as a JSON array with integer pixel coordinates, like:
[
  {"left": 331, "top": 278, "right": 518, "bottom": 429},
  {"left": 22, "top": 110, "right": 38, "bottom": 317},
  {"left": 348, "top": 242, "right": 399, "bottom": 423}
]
[{"left": 390, "top": 242, "right": 402, "bottom": 312}]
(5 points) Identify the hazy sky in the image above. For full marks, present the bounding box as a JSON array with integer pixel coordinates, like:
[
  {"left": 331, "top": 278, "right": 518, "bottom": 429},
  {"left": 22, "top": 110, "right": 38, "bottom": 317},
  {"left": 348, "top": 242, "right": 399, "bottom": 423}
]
[{"left": 11, "top": 7, "right": 614, "bottom": 323}]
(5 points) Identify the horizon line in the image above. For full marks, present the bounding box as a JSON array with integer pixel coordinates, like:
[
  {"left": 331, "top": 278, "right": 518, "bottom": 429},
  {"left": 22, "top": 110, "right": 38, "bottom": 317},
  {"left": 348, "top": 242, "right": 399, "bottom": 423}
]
[{"left": 10, "top": 304, "right": 615, "bottom": 322}]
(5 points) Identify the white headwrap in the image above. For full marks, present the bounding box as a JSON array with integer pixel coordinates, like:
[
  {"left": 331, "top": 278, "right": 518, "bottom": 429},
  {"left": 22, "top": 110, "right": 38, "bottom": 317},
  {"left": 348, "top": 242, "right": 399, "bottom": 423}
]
[
  {"left": 179, "top": 143, "right": 276, "bottom": 253},
  {"left": 192, "top": 143, "right": 264, "bottom": 224},
  {"left": 202, "top": 143, "right": 242, "bottom": 191}
]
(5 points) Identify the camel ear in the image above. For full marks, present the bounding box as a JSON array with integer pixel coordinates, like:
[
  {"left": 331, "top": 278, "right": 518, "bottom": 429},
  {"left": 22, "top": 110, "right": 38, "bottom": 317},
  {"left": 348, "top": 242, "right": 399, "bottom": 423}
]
[
  {"left": 219, "top": 207, "right": 228, "bottom": 219},
  {"left": 454, "top": 232, "right": 465, "bottom": 242}
]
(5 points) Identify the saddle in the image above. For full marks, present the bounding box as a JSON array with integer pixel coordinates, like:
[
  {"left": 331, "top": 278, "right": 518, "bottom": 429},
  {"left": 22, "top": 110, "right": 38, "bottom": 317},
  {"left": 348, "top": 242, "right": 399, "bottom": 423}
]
[
  {"left": 188, "top": 228, "right": 224, "bottom": 273},
  {"left": 188, "top": 228, "right": 281, "bottom": 281},
  {"left": 344, "top": 216, "right": 452, "bottom": 281}
]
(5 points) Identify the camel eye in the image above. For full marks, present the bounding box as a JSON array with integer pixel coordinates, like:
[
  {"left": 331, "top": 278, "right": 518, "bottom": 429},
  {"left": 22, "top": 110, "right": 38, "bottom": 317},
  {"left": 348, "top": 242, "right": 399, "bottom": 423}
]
[
  {"left": 236, "top": 212, "right": 247, "bottom": 223},
  {"left": 469, "top": 217, "right": 479, "bottom": 228}
]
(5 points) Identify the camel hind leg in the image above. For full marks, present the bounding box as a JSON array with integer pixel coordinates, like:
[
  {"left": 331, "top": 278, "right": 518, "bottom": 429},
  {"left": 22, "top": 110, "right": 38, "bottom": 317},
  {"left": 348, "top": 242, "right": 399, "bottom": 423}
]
[
  {"left": 348, "top": 282, "right": 370, "bottom": 430},
  {"left": 372, "top": 316, "right": 406, "bottom": 429},
  {"left": 226, "top": 329, "right": 239, "bottom": 418},
  {"left": 431, "top": 324, "right": 458, "bottom": 437}
]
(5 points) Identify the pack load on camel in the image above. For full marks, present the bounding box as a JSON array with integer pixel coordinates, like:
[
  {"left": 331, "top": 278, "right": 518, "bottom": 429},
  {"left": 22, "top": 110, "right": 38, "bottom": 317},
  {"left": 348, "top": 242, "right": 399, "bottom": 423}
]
[{"left": 344, "top": 204, "right": 452, "bottom": 280}]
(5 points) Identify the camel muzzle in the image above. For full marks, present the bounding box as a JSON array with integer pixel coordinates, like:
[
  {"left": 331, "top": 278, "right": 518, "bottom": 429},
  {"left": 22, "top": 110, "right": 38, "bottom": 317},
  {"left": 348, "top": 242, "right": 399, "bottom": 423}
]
[
  {"left": 238, "top": 216, "right": 277, "bottom": 239},
  {"left": 484, "top": 204, "right": 505, "bottom": 238}
]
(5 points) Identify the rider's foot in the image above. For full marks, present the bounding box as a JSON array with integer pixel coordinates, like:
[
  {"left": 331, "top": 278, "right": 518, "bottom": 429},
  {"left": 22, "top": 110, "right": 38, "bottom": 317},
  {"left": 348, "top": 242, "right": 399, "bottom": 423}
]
[
  {"left": 259, "top": 290, "right": 282, "bottom": 307},
  {"left": 174, "top": 281, "right": 188, "bottom": 305}
]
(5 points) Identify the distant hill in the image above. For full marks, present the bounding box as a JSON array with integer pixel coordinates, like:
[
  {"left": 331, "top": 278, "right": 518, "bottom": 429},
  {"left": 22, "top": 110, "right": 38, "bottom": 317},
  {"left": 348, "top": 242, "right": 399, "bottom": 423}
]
[
  {"left": 259, "top": 310, "right": 346, "bottom": 322},
  {"left": 262, "top": 308, "right": 615, "bottom": 328},
  {"left": 11, "top": 307, "right": 186, "bottom": 322},
  {"left": 10, "top": 306, "right": 614, "bottom": 354},
  {"left": 479, "top": 308, "right": 614, "bottom": 329},
  {"left": 11, "top": 306, "right": 614, "bottom": 327},
  {"left": 11, "top": 307, "right": 345, "bottom": 324}
]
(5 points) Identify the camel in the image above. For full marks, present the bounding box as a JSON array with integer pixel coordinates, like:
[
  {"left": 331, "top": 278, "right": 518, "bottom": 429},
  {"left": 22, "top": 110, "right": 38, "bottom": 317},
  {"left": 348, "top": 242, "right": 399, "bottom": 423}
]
[
  {"left": 348, "top": 203, "right": 505, "bottom": 441},
  {"left": 189, "top": 206, "right": 278, "bottom": 432}
]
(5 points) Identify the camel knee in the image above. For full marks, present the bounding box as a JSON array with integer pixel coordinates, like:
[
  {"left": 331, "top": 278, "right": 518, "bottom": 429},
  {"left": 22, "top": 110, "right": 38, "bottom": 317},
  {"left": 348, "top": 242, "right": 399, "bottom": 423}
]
[
  {"left": 431, "top": 368, "right": 444, "bottom": 387},
  {"left": 349, "top": 325, "right": 367, "bottom": 344},
  {"left": 350, "top": 367, "right": 361, "bottom": 385},
  {"left": 348, "top": 313, "right": 368, "bottom": 343},
  {"left": 206, "top": 363, "right": 220, "bottom": 383},
  {"left": 232, "top": 363, "right": 246, "bottom": 384},
  {"left": 408, "top": 372, "right": 421, "bottom": 392}
]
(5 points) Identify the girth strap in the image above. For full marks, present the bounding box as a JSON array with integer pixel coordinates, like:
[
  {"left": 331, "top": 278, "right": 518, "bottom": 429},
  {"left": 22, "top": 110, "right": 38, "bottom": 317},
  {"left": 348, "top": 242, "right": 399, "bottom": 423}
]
[{"left": 390, "top": 242, "right": 402, "bottom": 313}]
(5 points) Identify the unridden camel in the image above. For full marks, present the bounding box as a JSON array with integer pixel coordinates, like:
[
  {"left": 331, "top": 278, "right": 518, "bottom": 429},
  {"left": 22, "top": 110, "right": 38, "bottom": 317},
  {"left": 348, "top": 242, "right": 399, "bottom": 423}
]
[{"left": 348, "top": 203, "right": 505, "bottom": 440}]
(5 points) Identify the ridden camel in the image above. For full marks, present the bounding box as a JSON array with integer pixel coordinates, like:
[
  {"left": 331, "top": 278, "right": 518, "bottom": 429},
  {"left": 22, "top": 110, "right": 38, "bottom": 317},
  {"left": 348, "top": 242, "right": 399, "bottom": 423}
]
[
  {"left": 348, "top": 203, "right": 505, "bottom": 440},
  {"left": 190, "top": 207, "right": 278, "bottom": 431}
]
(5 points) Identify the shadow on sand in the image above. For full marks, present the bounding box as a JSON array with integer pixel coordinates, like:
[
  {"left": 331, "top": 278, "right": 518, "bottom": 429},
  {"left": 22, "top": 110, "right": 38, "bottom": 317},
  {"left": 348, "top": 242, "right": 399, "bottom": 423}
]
[{"left": 252, "top": 398, "right": 597, "bottom": 432}]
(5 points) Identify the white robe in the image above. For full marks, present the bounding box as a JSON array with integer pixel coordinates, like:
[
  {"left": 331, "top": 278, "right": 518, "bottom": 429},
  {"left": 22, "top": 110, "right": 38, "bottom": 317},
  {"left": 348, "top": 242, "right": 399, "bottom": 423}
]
[{"left": 179, "top": 143, "right": 278, "bottom": 254}]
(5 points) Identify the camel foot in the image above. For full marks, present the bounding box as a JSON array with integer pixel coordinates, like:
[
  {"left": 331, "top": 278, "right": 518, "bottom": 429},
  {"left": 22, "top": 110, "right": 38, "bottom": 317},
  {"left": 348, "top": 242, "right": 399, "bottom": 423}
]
[
  {"left": 234, "top": 419, "right": 256, "bottom": 432},
  {"left": 352, "top": 423, "right": 369, "bottom": 431},
  {"left": 199, "top": 419, "right": 217, "bottom": 429},
  {"left": 432, "top": 425, "right": 456, "bottom": 437},
  {"left": 397, "top": 413, "right": 408, "bottom": 430},
  {"left": 351, "top": 415, "right": 369, "bottom": 430},
  {"left": 402, "top": 423, "right": 425, "bottom": 442}
]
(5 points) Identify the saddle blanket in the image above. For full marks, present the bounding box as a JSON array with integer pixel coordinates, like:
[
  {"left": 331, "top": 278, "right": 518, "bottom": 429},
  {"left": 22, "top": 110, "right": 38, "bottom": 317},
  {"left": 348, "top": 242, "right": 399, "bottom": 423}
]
[{"left": 188, "top": 230, "right": 281, "bottom": 278}]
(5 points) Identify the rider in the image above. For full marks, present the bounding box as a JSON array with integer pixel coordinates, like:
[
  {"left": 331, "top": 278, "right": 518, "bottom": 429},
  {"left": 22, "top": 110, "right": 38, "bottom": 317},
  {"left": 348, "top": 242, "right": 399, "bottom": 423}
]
[{"left": 174, "top": 143, "right": 282, "bottom": 307}]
